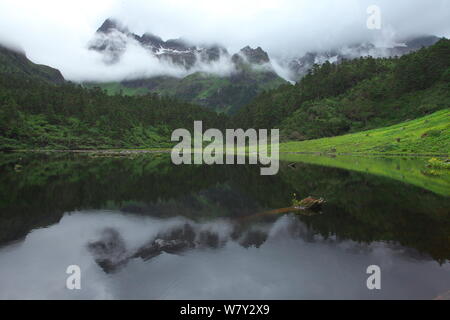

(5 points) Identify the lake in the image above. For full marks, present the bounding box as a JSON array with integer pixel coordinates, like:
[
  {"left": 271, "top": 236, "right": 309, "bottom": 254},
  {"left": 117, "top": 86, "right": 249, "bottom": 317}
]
[{"left": 0, "top": 152, "right": 449, "bottom": 300}]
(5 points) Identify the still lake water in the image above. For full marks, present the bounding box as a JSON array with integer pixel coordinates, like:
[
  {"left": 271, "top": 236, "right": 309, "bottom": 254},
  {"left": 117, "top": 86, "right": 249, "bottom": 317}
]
[{"left": 0, "top": 153, "right": 449, "bottom": 300}]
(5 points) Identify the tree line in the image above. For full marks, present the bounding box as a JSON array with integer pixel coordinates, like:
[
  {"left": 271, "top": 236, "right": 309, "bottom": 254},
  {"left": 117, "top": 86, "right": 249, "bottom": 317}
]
[
  {"left": 0, "top": 75, "right": 227, "bottom": 150},
  {"left": 232, "top": 38, "right": 450, "bottom": 141}
]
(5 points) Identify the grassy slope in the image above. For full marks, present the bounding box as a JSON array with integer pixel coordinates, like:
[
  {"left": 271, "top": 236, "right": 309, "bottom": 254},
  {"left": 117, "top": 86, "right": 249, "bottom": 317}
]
[
  {"left": 86, "top": 70, "right": 287, "bottom": 113},
  {"left": 280, "top": 109, "right": 450, "bottom": 155}
]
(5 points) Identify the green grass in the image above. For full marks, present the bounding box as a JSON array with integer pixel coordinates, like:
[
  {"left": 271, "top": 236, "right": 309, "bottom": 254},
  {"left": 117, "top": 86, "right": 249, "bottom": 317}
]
[
  {"left": 281, "top": 109, "right": 450, "bottom": 155},
  {"left": 280, "top": 154, "right": 450, "bottom": 197}
]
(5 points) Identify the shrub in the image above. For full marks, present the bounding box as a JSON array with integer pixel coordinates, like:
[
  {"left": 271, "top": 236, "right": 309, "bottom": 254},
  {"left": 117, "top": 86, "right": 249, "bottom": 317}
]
[{"left": 427, "top": 158, "right": 450, "bottom": 169}]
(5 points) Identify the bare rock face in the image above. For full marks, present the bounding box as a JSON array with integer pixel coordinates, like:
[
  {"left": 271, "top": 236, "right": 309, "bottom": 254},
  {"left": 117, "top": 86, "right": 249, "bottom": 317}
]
[
  {"left": 89, "top": 19, "right": 131, "bottom": 64},
  {"left": 96, "top": 18, "right": 128, "bottom": 34},
  {"left": 140, "top": 33, "right": 165, "bottom": 51},
  {"left": 89, "top": 19, "right": 277, "bottom": 71},
  {"left": 241, "top": 46, "right": 270, "bottom": 64},
  {"left": 89, "top": 18, "right": 231, "bottom": 69},
  {"left": 232, "top": 46, "right": 270, "bottom": 66}
]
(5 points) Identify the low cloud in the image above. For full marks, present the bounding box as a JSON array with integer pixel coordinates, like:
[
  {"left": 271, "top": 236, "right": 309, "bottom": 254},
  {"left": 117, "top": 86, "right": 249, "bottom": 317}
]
[
  {"left": 0, "top": 0, "right": 449, "bottom": 82},
  {"left": 66, "top": 35, "right": 237, "bottom": 83}
]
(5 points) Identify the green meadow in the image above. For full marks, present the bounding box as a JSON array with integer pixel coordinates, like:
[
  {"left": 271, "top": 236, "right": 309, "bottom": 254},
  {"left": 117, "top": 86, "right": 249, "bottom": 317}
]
[{"left": 280, "top": 109, "right": 450, "bottom": 155}]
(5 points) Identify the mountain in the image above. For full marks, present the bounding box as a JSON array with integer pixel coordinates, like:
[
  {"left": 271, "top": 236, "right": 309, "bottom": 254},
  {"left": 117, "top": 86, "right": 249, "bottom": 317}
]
[
  {"left": 90, "top": 18, "right": 229, "bottom": 67},
  {"left": 1, "top": 33, "right": 448, "bottom": 153},
  {"left": 87, "top": 19, "right": 287, "bottom": 113},
  {"left": 232, "top": 46, "right": 270, "bottom": 65},
  {"left": 119, "top": 68, "right": 285, "bottom": 114},
  {"left": 234, "top": 38, "right": 450, "bottom": 142},
  {"left": 87, "top": 19, "right": 442, "bottom": 113},
  {"left": 0, "top": 45, "right": 65, "bottom": 84},
  {"left": 284, "top": 35, "right": 441, "bottom": 81},
  {"left": 117, "top": 45, "right": 286, "bottom": 114}
]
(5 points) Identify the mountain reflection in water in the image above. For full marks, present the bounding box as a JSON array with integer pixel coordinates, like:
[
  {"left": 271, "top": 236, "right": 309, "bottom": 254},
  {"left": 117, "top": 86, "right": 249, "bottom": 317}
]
[{"left": 0, "top": 153, "right": 449, "bottom": 299}]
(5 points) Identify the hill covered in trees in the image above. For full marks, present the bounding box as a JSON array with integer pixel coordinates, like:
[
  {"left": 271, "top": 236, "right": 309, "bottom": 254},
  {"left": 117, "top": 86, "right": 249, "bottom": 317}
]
[
  {"left": 0, "top": 45, "right": 230, "bottom": 150},
  {"left": 0, "top": 39, "right": 449, "bottom": 152},
  {"left": 86, "top": 68, "right": 286, "bottom": 115},
  {"left": 85, "top": 19, "right": 287, "bottom": 114},
  {"left": 233, "top": 38, "right": 450, "bottom": 142},
  {"left": 0, "top": 45, "right": 64, "bottom": 84},
  {"left": 0, "top": 74, "right": 225, "bottom": 150}
]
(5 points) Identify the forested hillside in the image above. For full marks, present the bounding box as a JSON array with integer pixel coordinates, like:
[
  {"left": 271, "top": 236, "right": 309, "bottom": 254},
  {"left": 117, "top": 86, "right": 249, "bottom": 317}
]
[
  {"left": 0, "top": 45, "right": 64, "bottom": 84},
  {"left": 87, "top": 69, "right": 286, "bottom": 115},
  {"left": 1, "top": 39, "right": 449, "bottom": 151},
  {"left": 0, "top": 74, "right": 226, "bottom": 150},
  {"left": 85, "top": 19, "right": 288, "bottom": 114},
  {"left": 233, "top": 39, "right": 450, "bottom": 141}
]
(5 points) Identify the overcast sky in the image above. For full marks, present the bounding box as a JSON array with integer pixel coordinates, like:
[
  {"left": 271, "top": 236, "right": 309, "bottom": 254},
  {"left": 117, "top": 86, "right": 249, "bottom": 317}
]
[{"left": 0, "top": 0, "right": 449, "bottom": 81}]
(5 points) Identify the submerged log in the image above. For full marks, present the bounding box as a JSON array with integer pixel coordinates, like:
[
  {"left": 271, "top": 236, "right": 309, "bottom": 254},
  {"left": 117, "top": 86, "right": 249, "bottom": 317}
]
[
  {"left": 241, "top": 197, "right": 326, "bottom": 222},
  {"left": 261, "top": 207, "right": 321, "bottom": 217},
  {"left": 295, "top": 197, "right": 326, "bottom": 211}
]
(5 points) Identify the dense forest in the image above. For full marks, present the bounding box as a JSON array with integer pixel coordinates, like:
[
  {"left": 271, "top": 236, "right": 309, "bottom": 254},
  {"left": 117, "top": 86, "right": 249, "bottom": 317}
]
[
  {"left": 233, "top": 38, "right": 450, "bottom": 141},
  {"left": 0, "top": 45, "right": 64, "bottom": 84},
  {"left": 0, "top": 39, "right": 449, "bottom": 150},
  {"left": 0, "top": 74, "right": 227, "bottom": 150},
  {"left": 88, "top": 67, "right": 287, "bottom": 115}
]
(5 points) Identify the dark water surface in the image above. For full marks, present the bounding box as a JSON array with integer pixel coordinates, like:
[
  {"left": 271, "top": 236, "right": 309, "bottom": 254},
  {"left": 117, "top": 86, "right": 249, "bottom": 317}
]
[{"left": 0, "top": 153, "right": 449, "bottom": 300}]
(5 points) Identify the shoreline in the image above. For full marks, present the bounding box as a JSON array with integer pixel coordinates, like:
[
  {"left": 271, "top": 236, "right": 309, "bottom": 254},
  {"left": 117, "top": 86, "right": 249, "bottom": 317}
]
[{"left": 4, "top": 149, "right": 448, "bottom": 158}]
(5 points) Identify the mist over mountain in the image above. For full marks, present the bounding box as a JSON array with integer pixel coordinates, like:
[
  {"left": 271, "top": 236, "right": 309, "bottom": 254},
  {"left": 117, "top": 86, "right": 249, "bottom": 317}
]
[
  {"left": 88, "top": 18, "right": 283, "bottom": 78},
  {"left": 281, "top": 35, "right": 441, "bottom": 81},
  {"left": 82, "top": 18, "right": 444, "bottom": 114},
  {"left": 86, "top": 19, "right": 287, "bottom": 113},
  {"left": 0, "top": 12, "right": 443, "bottom": 114},
  {"left": 90, "top": 19, "right": 229, "bottom": 69},
  {"left": 87, "top": 18, "right": 442, "bottom": 83},
  {"left": 0, "top": 0, "right": 448, "bottom": 84}
]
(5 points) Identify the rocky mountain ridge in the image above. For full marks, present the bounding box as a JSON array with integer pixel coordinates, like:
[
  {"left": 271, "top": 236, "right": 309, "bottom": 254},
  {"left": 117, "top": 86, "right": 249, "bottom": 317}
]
[
  {"left": 88, "top": 19, "right": 287, "bottom": 113},
  {"left": 90, "top": 18, "right": 275, "bottom": 72},
  {"left": 91, "top": 19, "right": 441, "bottom": 83}
]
